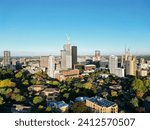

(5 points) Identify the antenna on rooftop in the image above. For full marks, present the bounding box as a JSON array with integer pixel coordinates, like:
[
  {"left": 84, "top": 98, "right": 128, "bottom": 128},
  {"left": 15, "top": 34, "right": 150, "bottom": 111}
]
[{"left": 66, "top": 33, "right": 70, "bottom": 44}]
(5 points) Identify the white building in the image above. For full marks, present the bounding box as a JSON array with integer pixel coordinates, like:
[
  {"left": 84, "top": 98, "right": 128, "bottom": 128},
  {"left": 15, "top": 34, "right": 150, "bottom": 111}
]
[
  {"left": 109, "top": 55, "right": 124, "bottom": 77},
  {"left": 47, "top": 55, "right": 55, "bottom": 78},
  {"left": 115, "top": 68, "right": 125, "bottom": 77},
  {"left": 61, "top": 41, "right": 72, "bottom": 70},
  {"left": 3, "top": 51, "right": 11, "bottom": 67},
  {"left": 109, "top": 55, "right": 118, "bottom": 74}
]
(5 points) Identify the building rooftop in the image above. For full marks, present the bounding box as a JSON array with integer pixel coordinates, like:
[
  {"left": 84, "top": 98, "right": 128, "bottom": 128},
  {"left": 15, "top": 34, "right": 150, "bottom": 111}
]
[
  {"left": 85, "top": 64, "right": 96, "bottom": 67},
  {"left": 56, "top": 101, "right": 69, "bottom": 108},
  {"left": 87, "top": 97, "right": 116, "bottom": 107},
  {"left": 75, "top": 96, "right": 89, "bottom": 102}
]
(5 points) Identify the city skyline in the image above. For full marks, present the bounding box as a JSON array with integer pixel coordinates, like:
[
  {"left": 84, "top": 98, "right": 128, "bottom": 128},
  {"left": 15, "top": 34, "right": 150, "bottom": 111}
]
[{"left": 0, "top": 0, "right": 150, "bottom": 56}]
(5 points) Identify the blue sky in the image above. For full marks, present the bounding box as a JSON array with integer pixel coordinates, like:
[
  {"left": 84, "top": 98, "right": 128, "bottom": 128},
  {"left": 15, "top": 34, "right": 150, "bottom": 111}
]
[{"left": 0, "top": 0, "right": 150, "bottom": 56}]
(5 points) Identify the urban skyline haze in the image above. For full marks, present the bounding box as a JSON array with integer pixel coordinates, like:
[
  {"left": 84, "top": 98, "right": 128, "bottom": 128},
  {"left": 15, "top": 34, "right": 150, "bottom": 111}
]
[{"left": 0, "top": 0, "right": 150, "bottom": 56}]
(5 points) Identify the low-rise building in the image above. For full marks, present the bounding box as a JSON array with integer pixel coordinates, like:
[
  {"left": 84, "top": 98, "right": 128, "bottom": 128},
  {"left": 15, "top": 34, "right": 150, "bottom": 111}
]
[
  {"left": 109, "top": 85, "right": 122, "bottom": 91},
  {"left": 11, "top": 104, "right": 31, "bottom": 113},
  {"left": 56, "top": 69, "right": 79, "bottom": 81},
  {"left": 75, "top": 97, "right": 89, "bottom": 102},
  {"left": 28, "top": 85, "right": 47, "bottom": 93},
  {"left": 41, "top": 88, "right": 60, "bottom": 101},
  {"left": 99, "top": 74, "right": 109, "bottom": 79},
  {"left": 138, "top": 69, "right": 148, "bottom": 77},
  {"left": 47, "top": 101, "right": 69, "bottom": 112},
  {"left": 86, "top": 96, "right": 118, "bottom": 113},
  {"left": 84, "top": 64, "right": 96, "bottom": 71}
]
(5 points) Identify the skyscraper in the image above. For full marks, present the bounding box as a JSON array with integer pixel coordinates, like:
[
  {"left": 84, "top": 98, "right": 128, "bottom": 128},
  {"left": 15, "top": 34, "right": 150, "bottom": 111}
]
[
  {"left": 61, "top": 39, "right": 72, "bottom": 70},
  {"left": 93, "top": 50, "right": 101, "bottom": 61},
  {"left": 40, "top": 56, "right": 49, "bottom": 68},
  {"left": 47, "top": 55, "right": 55, "bottom": 78},
  {"left": 109, "top": 55, "right": 118, "bottom": 74},
  {"left": 72, "top": 46, "right": 77, "bottom": 69},
  {"left": 3, "top": 51, "right": 11, "bottom": 67},
  {"left": 125, "top": 56, "right": 137, "bottom": 76},
  {"left": 109, "top": 55, "right": 124, "bottom": 77}
]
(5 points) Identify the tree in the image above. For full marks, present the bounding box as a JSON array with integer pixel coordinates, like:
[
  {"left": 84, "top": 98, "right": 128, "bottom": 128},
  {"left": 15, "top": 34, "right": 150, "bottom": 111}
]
[
  {"left": 75, "top": 83, "right": 83, "bottom": 89},
  {"left": 144, "top": 80, "right": 150, "bottom": 91},
  {"left": 33, "top": 96, "right": 43, "bottom": 105},
  {"left": 0, "top": 96, "right": 4, "bottom": 105},
  {"left": 45, "top": 106, "right": 51, "bottom": 112},
  {"left": 111, "top": 90, "right": 118, "bottom": 97},
  {"left": 104, "top": 77, "right": 110, "bottom": 84},
  {"left": 101, "top": 91, "right": 109, "bottom": 99},
  {"left": 130, "top": 97, "right": 139, "bottom": 108},
  {"left": 11, "top": 94, "right": 26, "bottom": 102},
  {"left": 23, "top": 80, "right": 29, "bottom": 86},
  {"left": 15, "top": 71, "right": 23, "bottom": 79},
  {"left": 71, "top": 102, "right": 90, "bottom": 113},
  {"left": 83, "top": 82, "right": 92, "bottom": 89},
  {"left": 63, "top": 93, "right": 70, "bottom": 100},
  {"left": 0, "top": 79, "right": 16, "bottom": 88},
  {"left": 14, "top": 88, "right": 20, "bottom": 94},
  {"left": 131, "top": 78, "right": 147, "bottom": 97}
]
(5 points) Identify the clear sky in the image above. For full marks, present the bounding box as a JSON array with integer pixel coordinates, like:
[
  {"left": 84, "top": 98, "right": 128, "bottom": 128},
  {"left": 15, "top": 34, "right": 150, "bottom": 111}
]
[{"left": 0, "top": 0, "right": 150, "bottom": 56}]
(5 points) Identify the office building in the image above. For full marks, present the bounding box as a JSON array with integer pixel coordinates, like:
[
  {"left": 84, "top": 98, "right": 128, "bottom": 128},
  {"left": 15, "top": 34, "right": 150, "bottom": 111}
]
[
  {"left": 109, "top": 55, "right": 118, "bottom": 74},
  {"left": 115, "top": 68, "right": 125, "bottom": 77},
  {"left": 93, "top": 50, "right": 101, "bottom": 61},
  {"left": 12, "top": 59, "right": 17, "bottom": 66},
  {"left": 125, "top": 56, "right": 136, "bottom": 76},
  {"left": 19, "top": 58, "right": 26, "bottom": 66},
  {"left": 61, "top": 39, "right": 72, "bottom": 69},
  {"left": 47, "top": 55, "right": 55, "bottom": 78},
  {"left": 3, "top": 51, "right": 11, "bottom": 67},
  {"left": 40, "top": 56, "right": 49, "bottom": 68},
  {"left": 72, "top": 46, "right": 77, "bottom": 69},
  {"left": 109, "top": 55, "right": 124, "bottom": 77}
]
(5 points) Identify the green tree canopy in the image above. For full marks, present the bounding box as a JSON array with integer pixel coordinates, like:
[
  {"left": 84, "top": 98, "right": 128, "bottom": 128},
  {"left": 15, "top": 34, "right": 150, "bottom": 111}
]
[
  {"left": 33, "top": 96, "right": 43, "bottom": 105},
  {"left": 131, "top": 78, "right": 147, "bottom": 93},
  {"left": 15, "top": 71, "right": 23, "bottom": 79},
  {"left": 83, "top": 82, "right": 93, "bottom": 89},
  {"left": 22, "top": 80, "right": 29, "bottom": 86},
  {"left": 63, "top": 93, "right": 70, "bottom": 100},
  {"left": 0, "top": 96, "right": 4, "bottom": 105},
  {"left": 130, "top": 97, "right": 139, "bottom": 108},
  {"left": 144, "top": 80, "right": 150, "bottom": 91},
  {"left": 0, "top": 79, "right": 16, "bottom": 88},
  {"left": 11, "top": 94, "right": 26, "bottom": 102},
  {"left": 71, "top": 102, "right": 90, "bottom": 113}
]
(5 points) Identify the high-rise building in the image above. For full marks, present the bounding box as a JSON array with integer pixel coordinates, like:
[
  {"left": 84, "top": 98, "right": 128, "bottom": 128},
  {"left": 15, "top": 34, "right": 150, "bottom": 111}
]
[
  {"left": 61, "top": 39, "right": 72, "bottom": 70},
  {"left": 109, "top": 55, "right": 118, "bottom": 74},
  {"left": 64, "top": 43, "right": 72, "bottom": 69},
  {"left": 12, "top": 59, "right": 17, "bottom": 66},
  {"left": 109, "top": 55, "right": 124, "bottom": 77},
  {"left": 40, "top": 56, "right": 49, "bottom": 68},
  {"left": 125, "top": 56, "right": 137, "bottom": 76},
  {"left": 121, "top": 48, "right": 130, "bottom": 67},
  {"left": 3, "top": 51, "right": 11, "bottom": 67},
  {"left": 93, "top": 50, "right": 101, "bottom": 61},
  {"left": 61, "top": 50, "right": 66, "bottom": 69},
  {"left": 72, "top": 46, "right": 77, "bottom": 69},
  {"left": 47, "top": 55, "right": 55, "bottom": 78}
]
